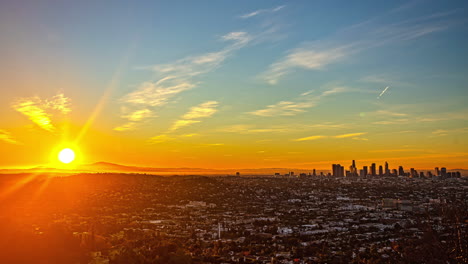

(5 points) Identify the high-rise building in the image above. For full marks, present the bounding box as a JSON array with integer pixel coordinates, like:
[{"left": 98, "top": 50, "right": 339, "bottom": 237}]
[
  {"left": 363, "top": 166, "right": 368, "bottom": 177},
  {"left": 385, "top": 162, "right": 389, "bottom": 175},
  {"left": 349, "top": 160, "right": 358, "bottom": 177},
  {"left": 398, "top": 166, "right": 404, "bottom": 176},
  {"left": 332, "top": 164, "right": 344, "bottom": 177},
  {"left": 312, "top": 169, "right": 316, "bottom": 177},
  {"left": 441, "top": 167, "right": 447, "bottom": 178},
  {"left": 392, "top": 169, "right": 398, "bottom": 176},
  {"left": 435, "top": 167, "right": 440, "bottom": 176},
  {"left": 370, "top": 163, "right": 376, "bottom": 176},
  {"left": 378, "top": 165, "right": 383, "bottom": 176}
]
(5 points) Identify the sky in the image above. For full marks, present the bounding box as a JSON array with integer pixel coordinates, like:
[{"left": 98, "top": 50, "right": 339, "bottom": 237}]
[{"left": 0, "top": 0, "right": 467, "bottom": 170}]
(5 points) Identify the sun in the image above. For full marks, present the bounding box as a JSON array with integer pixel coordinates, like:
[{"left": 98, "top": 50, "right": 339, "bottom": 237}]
[{"left": 58, "top": 148, "right": 76, "bottom": 164}]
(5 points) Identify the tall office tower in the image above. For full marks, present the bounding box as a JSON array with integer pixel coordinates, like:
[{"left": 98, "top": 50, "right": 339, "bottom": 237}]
[
  {"left": 332, "top": 164, "right": 338, "bottom": 177},
  {"left": 349, "top": 160, "right": 358, "bottom": 177},
  {"left": 371, "top": 163, "right": 376, "bottom": 176},
  {"left": 333, "top": 164, "right": 345, "bottom": 177},
  {"left": 398, "top": 166, "right": 404, "bottom": 176},
  {"left": 435, "top": 167, "right": 440, "bottom": 176},
  {"left": 312, "top": 169, "right": 316, "bottom": 177},
  {"left": 420, "top": 171, "right": 425, "bottom": 178},
  {"left": 392, "top": 169, "right": 398, "bottom": 176},
  {"left": 410, "top": 168, "right": 416, "bottom": 177},
  {"left": 441, "top": 167, "right": 447, "bottom": 178},
  {"left": 363, "top": 166, "right": 368, "bottom": 177},
  {"left": 378, "top": 165, "right": 383, "bottom": 176},
  {"left": 385, "top": 162, "right": 389, "bottom": 175}
]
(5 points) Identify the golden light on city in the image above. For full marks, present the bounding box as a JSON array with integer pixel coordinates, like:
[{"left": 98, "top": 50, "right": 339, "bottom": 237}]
[{"left": 58, "top": 148, "right": 75, "bottom": 164}]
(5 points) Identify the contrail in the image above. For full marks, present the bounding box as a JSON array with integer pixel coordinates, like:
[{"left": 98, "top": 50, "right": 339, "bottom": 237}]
[{"left": 377, "top": 86, "right": 390, "bottom": 99}]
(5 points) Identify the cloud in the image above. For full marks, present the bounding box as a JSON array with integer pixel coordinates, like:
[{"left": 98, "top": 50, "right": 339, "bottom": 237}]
[
  {"left": 261, "top": 9, "right": 453, "bottom": 84},
  {"left": 182, "top": 101, "right": 219, "bottom": 119},
  {"left": 148, "top": 133, "right": 202, "bottom": 144},
  {"left": 249, "top": 85, "right": 348, "bottom": 117},
  {"left": 249, "top": 100, "right": 316, "bottom": 117},
  {"left": 45, "top": 93, "right": 72, "bottom": 114},
  {"left": 239, "top": 5, "right": 285, "bottom": 19},
  {"left": 114, "top": 122, "right": 137, "bottom": 132},
  {"left": 431, "top": 127, "right": 468, "bottom": 137},
  {"left": 170, "top": 120, "right": 201, "bottom": 131},
  {"left": 218, "top": 122, "right": 349, "bottom": 134},
  {"left": 374, "top": 110, "right": 407, "bottom": 117},
  {"left": 148, "top": 134, "right": 174, "bottom": 144},
  {"left": 294, "top": 135, "right": 326, "bottom": 141},
  {"left": 12, "top": 93, "right": 71, "bottom": 132},
  {"left": 335, "top": 132, "right": 367, "bottom": 138},
  {"left": 263, "top": 47, "right": 347, "bottom": 84},
  {"left": 292, "top": 132, "right": 368, "bottom": 141},
  {"left": 123, "top": 108, "right": 153, "bottom": 122},
  {"left": 0, "top": 129, "right": 20, "bottom": 145},
  {"left": 369, "top": 148, "right": 425, "bottom": 153},
  {"left": 116, "top": 31, "right": 251, "bottom": 131},
  {"left": 169, "top": 101, "right": 220, "bottom": 131}
]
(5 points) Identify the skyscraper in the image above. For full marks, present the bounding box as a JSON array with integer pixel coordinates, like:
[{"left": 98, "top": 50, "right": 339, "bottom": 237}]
[
  {"left": 435, "top": 167, "right": 440, "bottom": 176},
  {"left": 349, "top": 160, "right": 358, "bottom": 177},
  {"left": 398, "top": 166, "right": 404, "bottom": 176},
  {"left": 332, "top": 164, "right": 344, "bottom": 177},
  {"left": 385, "top": 162, "right": 389, "bottom": 175},
  {"left": 363, "top": 166, "right": 368, "bottom": 177},
  {"left": 378, "top": 165, "right": 383, "bottom": 176},
  {"left": 441, "top": 167, "right": 447, "bottom": 178},
  {"left": 370, "top": 163, "right": 376, "bottom": 176}
]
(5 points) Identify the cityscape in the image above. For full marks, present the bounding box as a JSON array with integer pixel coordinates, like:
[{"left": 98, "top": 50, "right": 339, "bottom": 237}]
[{"left": 0, "top": 164, "right": 466, "bottom": 263}]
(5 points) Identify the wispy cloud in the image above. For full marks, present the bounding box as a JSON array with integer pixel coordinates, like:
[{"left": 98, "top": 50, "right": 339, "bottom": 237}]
[
  {"left": 335, "top": 132, "right": 367, "bottom": 138},
  {"left": 369, "top": 148, "right": 425, "bottom": 153},
  {"left": 294, "top": 135, "right": 326, "bottom": 141},
  {"left": 12, "top": 93, "right": 71, "bottom": 132},
  {"left": 293, "top": 132, "right": 368, "bottom": 141},
  {"left": 263, "top": 47, "right": 347, "bottom": 84},
  {"left": 116, "top": 31, "right": 251, "bottom": 131},
  {"left": 261, "top": 9, "right": 454, "bottom": 84},
  {"left": 0, "top": 129, "right": 20, "bottom": 145},
  {"left": 170, "top": 101, "right": 219, "bottom": 131},
  {"left": 239, "top": 5, "right": 285, "bottom": 19},
  {"left": 372, "top": 110, "right": 468, "bottom": 125},
  {"left": 218, "top": 122, "right": 349, "bottom": 134},
  {"left": 431, "top": 127, "right": 468, "bottom": 137},
  {"left": 170, "top": 120, "right": 201, "bottom": 131},
  {"left": 148, "top": 133, "right": 201, "bottom": 144},
  {"left": 249, "top": 86, "right": 348, "bottom": 117},
  {"left": 182, "top": 101, "right": 219, "bottom": 119},
  {"left": 148, "top": 134, "right": 175, "bottom": 144}
]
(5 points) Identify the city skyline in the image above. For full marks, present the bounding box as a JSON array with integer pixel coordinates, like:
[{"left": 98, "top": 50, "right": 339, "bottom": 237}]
[{"left": 1, "top": 0, "right": 467, "bottom": 170}]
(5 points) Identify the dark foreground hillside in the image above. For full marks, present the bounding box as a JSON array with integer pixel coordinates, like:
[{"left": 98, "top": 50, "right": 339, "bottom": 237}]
[{"left": 0, "top": 173, "right": 466, "bottom": 263}]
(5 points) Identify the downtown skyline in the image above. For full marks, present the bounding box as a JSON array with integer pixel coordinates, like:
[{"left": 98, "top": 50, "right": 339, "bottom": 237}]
[{"left": 1, "top": 0, "right": 468, "bottom": 169}]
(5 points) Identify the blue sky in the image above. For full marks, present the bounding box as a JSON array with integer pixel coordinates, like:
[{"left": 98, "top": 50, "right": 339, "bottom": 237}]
[{"left": 1, "top": 0, "right": 467, "bottom": 168}]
